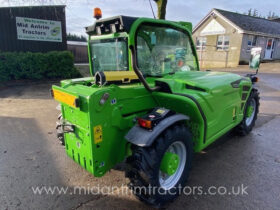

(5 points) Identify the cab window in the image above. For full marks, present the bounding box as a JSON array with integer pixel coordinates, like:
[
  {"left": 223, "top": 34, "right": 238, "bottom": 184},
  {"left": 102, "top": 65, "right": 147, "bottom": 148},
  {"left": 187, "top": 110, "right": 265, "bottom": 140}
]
[{"left": 136, "top": 24, "right": 198, "bottom": 76}]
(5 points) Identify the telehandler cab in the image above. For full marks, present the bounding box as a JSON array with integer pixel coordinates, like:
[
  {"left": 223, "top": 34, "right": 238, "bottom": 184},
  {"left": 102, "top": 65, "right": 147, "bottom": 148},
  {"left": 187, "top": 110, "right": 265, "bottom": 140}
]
[{"left": 52, "top": 13, "right": 260, "bottom": 207}]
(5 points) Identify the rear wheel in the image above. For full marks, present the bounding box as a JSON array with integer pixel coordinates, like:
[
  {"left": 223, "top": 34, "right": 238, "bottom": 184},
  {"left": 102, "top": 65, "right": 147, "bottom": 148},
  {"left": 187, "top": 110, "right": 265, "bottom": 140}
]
[
  {"left": 236, "top": 89, "right": 260, "bottom": 135},
  {"left": 126, "top": 124, "right": 193, "bottom": 207}
]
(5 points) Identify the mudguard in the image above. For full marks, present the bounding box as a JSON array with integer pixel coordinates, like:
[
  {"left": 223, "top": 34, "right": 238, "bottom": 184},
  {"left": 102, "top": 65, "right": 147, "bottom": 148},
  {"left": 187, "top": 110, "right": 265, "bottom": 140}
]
[{"left": 125, "top": 114, "right": 189, "bottom": 147}]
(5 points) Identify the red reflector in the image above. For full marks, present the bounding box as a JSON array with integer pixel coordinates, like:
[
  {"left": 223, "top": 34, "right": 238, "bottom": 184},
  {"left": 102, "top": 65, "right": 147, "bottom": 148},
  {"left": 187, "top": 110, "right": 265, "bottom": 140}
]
[{"left": 138, "top": 118, "right": 152, "bottom": 129}]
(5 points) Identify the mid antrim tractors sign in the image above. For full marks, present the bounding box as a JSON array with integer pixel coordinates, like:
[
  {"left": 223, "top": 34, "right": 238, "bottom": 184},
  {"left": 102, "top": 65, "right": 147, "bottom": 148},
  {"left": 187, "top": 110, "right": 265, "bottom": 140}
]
[{"left": 16, "top": 17, "right": 62, "bottom": 42}]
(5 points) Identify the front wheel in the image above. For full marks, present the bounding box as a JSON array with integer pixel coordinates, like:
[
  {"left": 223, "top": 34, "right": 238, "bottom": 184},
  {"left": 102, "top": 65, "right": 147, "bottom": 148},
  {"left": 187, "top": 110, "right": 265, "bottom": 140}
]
[
  {"left": 236, "top": 89, "right": 260, "bottom": 135},
  {"left": 126, "top": 124, "right": 193, "bottom": 207}
]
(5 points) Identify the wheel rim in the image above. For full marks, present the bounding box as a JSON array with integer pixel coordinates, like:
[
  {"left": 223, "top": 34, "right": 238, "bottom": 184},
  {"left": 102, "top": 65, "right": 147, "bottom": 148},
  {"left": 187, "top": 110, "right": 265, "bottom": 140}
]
[
  {"left": 159, "top": 141, "right": 187, "bottom": 190},
  {"left": 245, "top": 98, "right": 256, "bottom": 126}
]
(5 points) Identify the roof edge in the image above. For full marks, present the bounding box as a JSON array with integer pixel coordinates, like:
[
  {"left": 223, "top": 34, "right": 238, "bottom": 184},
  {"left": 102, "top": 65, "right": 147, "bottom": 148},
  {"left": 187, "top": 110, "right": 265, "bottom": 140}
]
[
  {"left": 193, "top": 8, "right": 244, "bottom": 34},
  {"left": 192, "top": 9, "right": 215, "bottom": 33},
  {"left": 242, "top": 30, "right": 280, "bottom": 39}
]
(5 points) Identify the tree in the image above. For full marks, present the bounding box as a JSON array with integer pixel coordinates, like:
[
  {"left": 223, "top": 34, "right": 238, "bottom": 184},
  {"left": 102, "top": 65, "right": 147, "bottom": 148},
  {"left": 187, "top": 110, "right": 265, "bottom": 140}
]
[
  {"left": 247, "top": 8, "right": 258, "bottom": 17},
  {"left": 246, "top": 9, "right": 276, "bottom": 18},
  {"left": 153, "top": 0, "right": 168, "bottom": 19},
  {"left": 67, "top": 33, "right": 87, "bottom": 42},
  {"left": 252, "top": 9, "right": 258, "bottom": 17},
  {"left": 240, "top": 9, "right": 279, "bottom": 19},
  {"left": 248, "top": 8, "right": 252, "bottom": 16},
  {"left": 267, "top": 11, "right": 279, "bottom": 20}
]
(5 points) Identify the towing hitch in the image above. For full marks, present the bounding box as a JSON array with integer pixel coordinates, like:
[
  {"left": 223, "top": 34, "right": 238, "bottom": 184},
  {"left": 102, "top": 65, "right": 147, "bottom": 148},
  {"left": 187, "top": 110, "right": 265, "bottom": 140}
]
[{"left": 56, "top": 114, "right": 75, "bottom": 145}]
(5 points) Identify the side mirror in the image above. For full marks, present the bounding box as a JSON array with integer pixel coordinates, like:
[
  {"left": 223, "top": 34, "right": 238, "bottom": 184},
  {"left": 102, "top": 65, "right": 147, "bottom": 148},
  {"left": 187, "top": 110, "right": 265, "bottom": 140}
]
[{"left": 249, "top": 47, "right": 262, "bottom": 71}]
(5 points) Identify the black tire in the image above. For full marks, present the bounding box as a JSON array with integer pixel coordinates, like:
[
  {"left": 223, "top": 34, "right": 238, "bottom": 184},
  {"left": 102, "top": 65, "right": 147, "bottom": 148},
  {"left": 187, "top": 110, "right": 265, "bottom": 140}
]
[
  {"left": 236, "top": 89, "right": 260, "bottom": 136},
  {"left": 125, "top": 123, "right": 193, "bottom": 207}
]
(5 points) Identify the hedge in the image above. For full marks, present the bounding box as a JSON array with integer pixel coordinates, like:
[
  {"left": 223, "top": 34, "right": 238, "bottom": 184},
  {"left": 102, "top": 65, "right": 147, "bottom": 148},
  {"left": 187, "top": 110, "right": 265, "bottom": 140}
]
[{"left": 0, "top": 51, "right": 81, "bottom": 82}]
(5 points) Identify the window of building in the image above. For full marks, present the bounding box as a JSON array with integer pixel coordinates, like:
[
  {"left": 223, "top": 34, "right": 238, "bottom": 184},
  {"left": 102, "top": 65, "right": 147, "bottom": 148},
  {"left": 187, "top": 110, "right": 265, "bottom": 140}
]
[
  {"left": 196, "top": 37, "right": 207, "bottom": 50},
  {"left": 247, "top": 35, "right": 257, "bottom": 51},
  {"left": 217, "top": 35, "right": 229, "bottom": 50}
]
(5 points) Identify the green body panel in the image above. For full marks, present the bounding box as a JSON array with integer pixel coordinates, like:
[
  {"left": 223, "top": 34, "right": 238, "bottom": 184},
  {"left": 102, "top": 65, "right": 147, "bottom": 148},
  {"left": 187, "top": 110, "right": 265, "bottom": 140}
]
[
  {"left": 53, "top": 17, "right": 253, "bottom": 177},
  {"left": 53, "top": 80, "right": 157, "bottom": 176},
  {"left": 152, "top": 71, "right": 251, "bottom": 151},
  {"left": 176, "top": 21, "right": 192, "bottom": 31}
]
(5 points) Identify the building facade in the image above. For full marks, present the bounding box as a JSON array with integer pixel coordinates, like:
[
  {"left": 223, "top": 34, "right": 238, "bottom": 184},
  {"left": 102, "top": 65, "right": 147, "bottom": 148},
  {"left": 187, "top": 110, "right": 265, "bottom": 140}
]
[
  {"left": 67, "top": 41, "right": 89, "bottom": 63},
  {"left": 0, "top": 5, "right": 67, "bottom": 52},
  {"left": 193, "top": 9, "right": 280, "bottom": 68}
]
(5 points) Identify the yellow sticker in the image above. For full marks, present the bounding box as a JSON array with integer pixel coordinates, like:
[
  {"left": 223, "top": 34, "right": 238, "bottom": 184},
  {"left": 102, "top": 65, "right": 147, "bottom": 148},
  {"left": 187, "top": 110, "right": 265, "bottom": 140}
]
[
  {"left": 94, "top": 125, "right": 102, "bottom": 144},
  {"left": 53, "top": 89, "right": 78, "bottom": 108},
  {"left": 156, "top": 109, "right": 165, "bottom": 114}
]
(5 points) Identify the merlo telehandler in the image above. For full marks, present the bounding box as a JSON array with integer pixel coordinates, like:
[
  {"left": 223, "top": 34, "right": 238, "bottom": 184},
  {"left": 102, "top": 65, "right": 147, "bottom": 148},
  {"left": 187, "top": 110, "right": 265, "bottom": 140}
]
[{"left": 52, "top": 12, "right": 260, "bottom": 206}]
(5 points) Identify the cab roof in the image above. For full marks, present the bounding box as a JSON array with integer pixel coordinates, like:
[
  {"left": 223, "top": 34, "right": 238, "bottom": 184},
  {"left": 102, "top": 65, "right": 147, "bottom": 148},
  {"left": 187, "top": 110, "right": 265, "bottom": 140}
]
[{"left": 86, "top": 15, "right": 138, "bottom": 35}]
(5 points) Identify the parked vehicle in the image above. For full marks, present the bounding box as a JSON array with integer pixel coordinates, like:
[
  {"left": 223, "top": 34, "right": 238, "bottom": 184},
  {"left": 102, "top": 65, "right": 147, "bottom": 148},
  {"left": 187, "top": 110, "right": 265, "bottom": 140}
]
[{"left": 52, "top": 12, "right": 260, "bottom": 207}]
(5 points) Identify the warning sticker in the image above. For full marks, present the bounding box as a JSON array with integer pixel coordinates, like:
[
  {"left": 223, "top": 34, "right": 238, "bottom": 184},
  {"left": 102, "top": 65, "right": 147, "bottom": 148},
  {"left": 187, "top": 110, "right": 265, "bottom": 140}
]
[
  {"left": 156, "top": 108, "right": 166, "bottom": 115},
  {"left": 94, "top": 125, "right": 103, "bottom": 144}
]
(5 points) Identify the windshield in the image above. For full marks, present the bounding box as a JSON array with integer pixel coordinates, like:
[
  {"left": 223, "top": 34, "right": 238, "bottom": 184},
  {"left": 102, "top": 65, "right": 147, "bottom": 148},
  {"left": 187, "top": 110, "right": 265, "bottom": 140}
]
[
  {"left": 90, "top": 37, "right": 128, "bottom": 73},
  {"left": 136, "top": 24, "right": 198, "bottom": 76}
]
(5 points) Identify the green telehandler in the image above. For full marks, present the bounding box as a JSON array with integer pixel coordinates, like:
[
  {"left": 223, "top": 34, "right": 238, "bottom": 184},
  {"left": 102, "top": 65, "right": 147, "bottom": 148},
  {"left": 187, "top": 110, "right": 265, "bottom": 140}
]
[{"left": 52, "top": 13, "right": 260, "bottom": 207}]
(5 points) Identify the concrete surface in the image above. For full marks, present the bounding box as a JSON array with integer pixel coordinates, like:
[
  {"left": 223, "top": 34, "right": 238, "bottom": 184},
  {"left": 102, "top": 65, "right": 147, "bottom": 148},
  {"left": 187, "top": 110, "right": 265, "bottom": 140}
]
[{"left": 0, "top": 63, "right": 280, "bottom": 210}]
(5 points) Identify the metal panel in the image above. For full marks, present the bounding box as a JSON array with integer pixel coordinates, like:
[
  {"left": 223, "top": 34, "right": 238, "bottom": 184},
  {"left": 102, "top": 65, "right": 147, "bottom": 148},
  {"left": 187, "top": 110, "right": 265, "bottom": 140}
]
[
  {"left": 0, "top": 5, "right": 67, "bottom": 52},
  {"left": 67, "top": 43, "right": 89, "bottom": 63}
]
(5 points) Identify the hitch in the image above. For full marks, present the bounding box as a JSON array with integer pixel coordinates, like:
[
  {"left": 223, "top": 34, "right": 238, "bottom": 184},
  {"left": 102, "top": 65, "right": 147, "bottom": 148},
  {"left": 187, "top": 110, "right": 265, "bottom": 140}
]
[
  {"left": 56, "top": 114, "right": 75, "bottom": 145},
  {"left": 56, "top": 123, "right": 75, "bottom": 133}
]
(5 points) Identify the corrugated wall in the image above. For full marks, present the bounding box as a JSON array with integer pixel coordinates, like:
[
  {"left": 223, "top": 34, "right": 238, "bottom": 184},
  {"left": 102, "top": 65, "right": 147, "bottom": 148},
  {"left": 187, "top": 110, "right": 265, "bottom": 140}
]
[
  {"left": 67, "top": 44, "right": 89, "bottom": 63},
  {"left": 0, "top": 5, "right": 67, "bottom": 52}
]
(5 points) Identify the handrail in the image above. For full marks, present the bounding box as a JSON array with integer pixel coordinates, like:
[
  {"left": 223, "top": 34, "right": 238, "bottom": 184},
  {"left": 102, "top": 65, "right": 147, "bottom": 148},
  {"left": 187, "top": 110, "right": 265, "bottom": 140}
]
[{"left": 129, "top": 45, "right": 160, "bottom": 92}]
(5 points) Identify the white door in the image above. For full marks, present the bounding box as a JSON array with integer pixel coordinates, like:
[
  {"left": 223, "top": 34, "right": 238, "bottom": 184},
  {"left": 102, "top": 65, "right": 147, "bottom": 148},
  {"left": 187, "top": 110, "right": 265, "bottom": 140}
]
[{"left": 264, "top": 38, "right": 275, "bottom": 59}]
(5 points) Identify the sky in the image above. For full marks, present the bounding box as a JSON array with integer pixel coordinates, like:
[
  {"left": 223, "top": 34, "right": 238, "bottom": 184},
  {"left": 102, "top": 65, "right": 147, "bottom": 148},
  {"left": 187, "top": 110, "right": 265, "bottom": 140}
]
[{"left": 0, "top": 0, "right": 279, "bottom": 36}]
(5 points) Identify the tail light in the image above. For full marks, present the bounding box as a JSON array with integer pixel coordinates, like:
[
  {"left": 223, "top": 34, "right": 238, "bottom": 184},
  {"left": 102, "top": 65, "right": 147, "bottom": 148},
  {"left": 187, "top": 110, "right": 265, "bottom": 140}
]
[{"left": 137, "top": 118, "right": 152, "bottom": 129}]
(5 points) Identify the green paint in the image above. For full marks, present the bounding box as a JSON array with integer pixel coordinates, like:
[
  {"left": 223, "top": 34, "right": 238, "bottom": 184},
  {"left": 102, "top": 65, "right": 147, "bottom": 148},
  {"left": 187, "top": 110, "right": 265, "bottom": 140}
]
[
  {"left": 160, "top": 152, "right": 179, "bottom": 176},
  {"left": 246, "top": 105, "right": 254, "bottom": 117},
  {"left": 52, "top": 16, "right": 253, "bottom": 177}
]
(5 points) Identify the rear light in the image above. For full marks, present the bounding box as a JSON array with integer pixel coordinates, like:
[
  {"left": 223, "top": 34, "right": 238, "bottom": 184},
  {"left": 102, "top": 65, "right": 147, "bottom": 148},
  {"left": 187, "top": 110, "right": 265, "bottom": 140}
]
[
  {"left": 138, "top": 118, "right": 152, "bottom": 129},
  {"left": 136, "top": 108, "right": 174, "bottom": 130}
]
